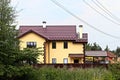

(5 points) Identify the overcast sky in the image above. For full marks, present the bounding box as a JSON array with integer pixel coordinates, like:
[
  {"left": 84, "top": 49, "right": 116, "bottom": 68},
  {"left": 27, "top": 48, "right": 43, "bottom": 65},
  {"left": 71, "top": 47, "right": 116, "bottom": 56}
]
[{"left": 11, "top": 0, "right": 120, "bottom": 50}]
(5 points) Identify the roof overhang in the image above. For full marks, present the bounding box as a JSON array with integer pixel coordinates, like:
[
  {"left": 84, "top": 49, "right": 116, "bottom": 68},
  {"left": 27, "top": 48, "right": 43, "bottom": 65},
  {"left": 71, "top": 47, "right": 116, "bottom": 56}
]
[
  {"left": 69, "top": 54, "right": 84, "bottom": 58},
  {"left": 17, "top": 30, "right": 48, "bottom": 39},
  {"left": 85, "top": 51, "right": 107, "bottom": 57}
]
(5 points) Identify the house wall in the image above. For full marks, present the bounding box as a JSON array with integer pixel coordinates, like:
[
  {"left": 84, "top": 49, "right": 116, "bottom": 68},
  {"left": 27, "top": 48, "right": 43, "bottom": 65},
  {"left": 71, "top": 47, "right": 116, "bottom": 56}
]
[
  {"left": 19, "top": 32, "right": 46, "bottom": 63},
  {"left": 45, "top": 42, "right": 49, "bottom": 63},
  {"left": 19, "top": 33, "right": 84, "bottom": 64},
  {"left": 46, "top": 41, "right": 84, "bottom": 63}
]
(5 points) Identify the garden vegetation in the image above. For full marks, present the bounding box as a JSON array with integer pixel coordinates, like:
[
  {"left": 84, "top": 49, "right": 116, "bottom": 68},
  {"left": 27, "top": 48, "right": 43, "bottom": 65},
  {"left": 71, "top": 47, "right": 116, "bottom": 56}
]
[{"left": 0, "top": 0, "right": 120, "bottom": 80}]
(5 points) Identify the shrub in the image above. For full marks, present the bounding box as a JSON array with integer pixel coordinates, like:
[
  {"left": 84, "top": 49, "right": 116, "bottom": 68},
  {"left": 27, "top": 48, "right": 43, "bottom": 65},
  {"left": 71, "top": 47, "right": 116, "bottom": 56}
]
[
  {"left": 13, "top": 66, "right": 113, "bottom": 80},
  {"left": 30, "top": 67, "right": 113, "bottom": 80},
  {"left": 108, "top": 63, "right": 120, "bottom": 80}
]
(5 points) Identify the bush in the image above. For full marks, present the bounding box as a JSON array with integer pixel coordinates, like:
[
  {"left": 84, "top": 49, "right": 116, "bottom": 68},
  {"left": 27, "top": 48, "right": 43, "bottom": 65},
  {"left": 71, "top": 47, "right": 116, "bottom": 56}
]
[
  {"left": 108, "top": 63, "right": 120, "bottom": 80},
  {"left": 9, "top": 66, "right": 113, "bottom": 80},
  {"left": 28, "top": 67, "right": 113, "bottom": 80}
]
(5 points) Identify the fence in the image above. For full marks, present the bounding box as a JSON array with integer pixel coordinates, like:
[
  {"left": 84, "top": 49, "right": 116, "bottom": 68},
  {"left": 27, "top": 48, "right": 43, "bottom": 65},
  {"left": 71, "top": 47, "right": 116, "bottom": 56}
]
[{"left": 33, "top": 63, "right": 108, "bottom": 69}]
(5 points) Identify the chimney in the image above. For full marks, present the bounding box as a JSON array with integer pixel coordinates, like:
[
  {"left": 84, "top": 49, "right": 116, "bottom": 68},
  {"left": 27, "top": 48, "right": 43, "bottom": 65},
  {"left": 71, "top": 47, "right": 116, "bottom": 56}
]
[
  {"left": 79, "top": 25, "right": 83, "bottom": 38},
  {"left": 42, "top": 21, "right": 46, "bottom": 28}
]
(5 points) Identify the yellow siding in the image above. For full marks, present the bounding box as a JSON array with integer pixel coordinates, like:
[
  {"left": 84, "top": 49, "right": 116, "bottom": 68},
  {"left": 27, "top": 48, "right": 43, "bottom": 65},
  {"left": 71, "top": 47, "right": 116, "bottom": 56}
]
[
  {"left": 19, "top": 32, "right": 46, "bottom": 63},
  {"left": 19, "top": 32, "right": 85, "bottom": 64},
  {"left": 48, "top": 41, "right": 84, "bottom": 63},
  {"left": 45, "top": 42, "right": 49, "bottom": 63}
]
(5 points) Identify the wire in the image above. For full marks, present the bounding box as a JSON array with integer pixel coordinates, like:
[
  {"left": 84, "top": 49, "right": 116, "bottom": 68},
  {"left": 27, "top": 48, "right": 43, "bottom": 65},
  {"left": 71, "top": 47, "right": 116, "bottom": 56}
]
[
  {"left": 83, "top": 0, "right": 120, "bottom": 26},
  {"left": 50, "top": 0, "right": 120, "bottom": 39},
  {"left": 92, "top": 0, "right": 120, "bottom": 23}
]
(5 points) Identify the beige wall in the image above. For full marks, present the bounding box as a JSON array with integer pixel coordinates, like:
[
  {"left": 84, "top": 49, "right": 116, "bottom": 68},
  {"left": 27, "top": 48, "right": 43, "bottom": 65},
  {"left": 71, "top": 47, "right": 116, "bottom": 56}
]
[
  {"left": 19, "top": 32, "right": 46, "bottom": 63},
  {"left": 19, "top": 32, "right": 84, "bottom": 64},
  {"left": 46, "top": 41, "right": 84, "bottom": 63}
]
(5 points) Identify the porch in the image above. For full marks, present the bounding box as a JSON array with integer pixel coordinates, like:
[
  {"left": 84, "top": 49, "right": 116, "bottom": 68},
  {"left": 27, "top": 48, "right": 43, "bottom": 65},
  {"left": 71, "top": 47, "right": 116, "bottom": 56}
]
[{"left": 85, "top": 51, "right": 109, "bottom": 64}]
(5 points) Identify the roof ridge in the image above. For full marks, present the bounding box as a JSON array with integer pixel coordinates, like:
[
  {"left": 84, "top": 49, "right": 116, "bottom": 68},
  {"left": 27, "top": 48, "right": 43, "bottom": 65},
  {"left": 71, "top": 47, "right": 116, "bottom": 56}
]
[{"left": 20, "top": 25, "right": 76, "bottom": 27}]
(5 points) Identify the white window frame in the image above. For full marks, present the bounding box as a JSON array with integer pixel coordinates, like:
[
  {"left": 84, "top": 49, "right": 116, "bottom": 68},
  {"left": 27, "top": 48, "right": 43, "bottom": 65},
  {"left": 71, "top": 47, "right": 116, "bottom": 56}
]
[{"left": 63, "top": 58, "right": 68, "bottom": 64}]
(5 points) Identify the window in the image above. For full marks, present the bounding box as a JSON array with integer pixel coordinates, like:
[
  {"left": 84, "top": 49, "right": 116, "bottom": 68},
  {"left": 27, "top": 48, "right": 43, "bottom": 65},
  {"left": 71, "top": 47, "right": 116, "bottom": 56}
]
[
  {"left": 52, "top": 41, "right": 56, "bottom": 49},
  {"left": 27, "top": 42, "right": 36, "bottom": 48},
  {"left": 63, "top": 58, "right": 68, "bottom": 64},
  {"left": 74, "top": 59, "right": 79, "bottom": 64},
  {"left": 52, "top": 58, "right": 56, "bottom": 64},
  {"left": 64, "top": 41, "right": 68, "bottom": 49}
]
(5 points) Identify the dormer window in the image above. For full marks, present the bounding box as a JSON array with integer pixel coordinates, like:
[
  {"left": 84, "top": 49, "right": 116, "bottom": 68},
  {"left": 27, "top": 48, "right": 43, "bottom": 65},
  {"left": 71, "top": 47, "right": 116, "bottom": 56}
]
[{"left": 27, "top": 42, "right": 36, "bottom": 48}]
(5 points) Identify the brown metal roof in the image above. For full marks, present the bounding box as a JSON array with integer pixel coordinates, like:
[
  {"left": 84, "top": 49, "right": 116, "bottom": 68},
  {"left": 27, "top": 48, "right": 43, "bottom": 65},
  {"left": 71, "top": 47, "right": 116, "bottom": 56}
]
[
  {"left": 69, "top": 54, "right": 84, "bottom": 58},
  {"left": 85, "top": 51, "right": 107, "bottom": 57},
  {"left": 18, "top": 25, "right": 88, "bottom": 42}
]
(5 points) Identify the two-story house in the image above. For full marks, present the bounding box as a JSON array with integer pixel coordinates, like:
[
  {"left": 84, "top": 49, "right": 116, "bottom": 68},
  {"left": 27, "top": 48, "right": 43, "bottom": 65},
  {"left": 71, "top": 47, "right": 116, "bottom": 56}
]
[{"left": 18, "top": 23, "right": 88, "bottom": 64}]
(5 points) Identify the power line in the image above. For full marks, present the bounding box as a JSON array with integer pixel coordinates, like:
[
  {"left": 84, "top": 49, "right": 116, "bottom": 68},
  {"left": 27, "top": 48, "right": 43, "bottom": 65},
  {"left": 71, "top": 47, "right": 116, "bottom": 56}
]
[
  {"left": 50, "top": 0, "right": 120, "bottom": 39},
  {"left": 83, "top": 0, "right": 120, "bottom": 26},
  {"left": 92, "top": 0, "right": 120, "bottom": 23},
  {"left": 96, "top": 0, "right": 120, "bottom": 22}
]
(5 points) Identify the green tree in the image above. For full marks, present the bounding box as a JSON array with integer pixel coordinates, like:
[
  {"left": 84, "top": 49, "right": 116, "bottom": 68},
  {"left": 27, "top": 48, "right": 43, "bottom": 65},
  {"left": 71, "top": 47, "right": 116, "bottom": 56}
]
[
  {"left": 85, "top": 43, "right": 92, "bottom": 51},
  {"left": 0, "top": 0, "right": 18, "bottom": 66},
  {"left": 0, "top": 0, "right": 41, "bottom": 80},
  {"left": 104, "top": 45, "right": 110, "bottom": 52},
  {"left": 85, "top": 42, "right": 102, "bottom": 51},
  {"left": 16, "top": 48, "right": 43, "bottom": 65},
  {"left": 115, "top": 47, "right": 120, "bottom": 57},
  {"left": 91, "top": 42, "right": 102, "bottom": 51}
]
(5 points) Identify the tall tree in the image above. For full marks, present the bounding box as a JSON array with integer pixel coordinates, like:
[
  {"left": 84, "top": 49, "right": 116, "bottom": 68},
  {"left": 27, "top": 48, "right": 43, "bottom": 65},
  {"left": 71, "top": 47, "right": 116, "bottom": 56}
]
[
  {"left": 85, "top": 42, "right": 102, "bottom": 51},
  {"left": 104, "top": 45, "right": 110, "bottom": 52},
  {"left": 115, "top": 47, "right": 120, "bottom": 57},
  {"left": 85, "top": 43, "right": 92, "bottom": 51},
  {"left": 0, "top": 0, "right": 18, "bottom": 66},
  {"left": 0, "top": 0, "right": 40, "bottom": 80},
  {"left": 0, "top": 0, "right": 20, "bottom": 79}
]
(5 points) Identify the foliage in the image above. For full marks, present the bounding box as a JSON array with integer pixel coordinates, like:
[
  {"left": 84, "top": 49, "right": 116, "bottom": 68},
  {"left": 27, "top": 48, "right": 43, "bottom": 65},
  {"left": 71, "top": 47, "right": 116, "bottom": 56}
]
[
  {"left": 23, "top": 67, "right": 113, "bottom": 80},
  {"left": 85, "top": 42, "right": 102, "bottom": 51},
  {"left": 104, "top": 45, "right": 110, "bottom": 52},
  {"left": 108, "top": 63, "right": 120, "bottom": 80},
  {"left": 0, "top": 0, "right": 19, "bottom": 66},
  {"left": 115, "top": 47, "right": 120, "bottom": 57},
  {"left": 16, "top": 48, "right": 43, "bottom": 65},
  {"left": 0, "top": 0, "right": 41, "bottom": 80}
]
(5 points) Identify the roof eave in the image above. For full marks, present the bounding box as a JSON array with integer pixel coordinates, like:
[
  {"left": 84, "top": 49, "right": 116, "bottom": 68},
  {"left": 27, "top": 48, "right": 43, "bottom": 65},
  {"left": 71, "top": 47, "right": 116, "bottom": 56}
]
[{"left": 17, "top": 30, "right": 48, "bottom": 40}]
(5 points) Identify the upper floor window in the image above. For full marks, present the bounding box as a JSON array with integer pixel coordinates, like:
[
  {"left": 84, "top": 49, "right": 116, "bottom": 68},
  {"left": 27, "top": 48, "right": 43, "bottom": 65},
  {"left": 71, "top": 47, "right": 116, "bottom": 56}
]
[
  {"left": 27, "top": 42, "right": 36, "bottom": 48},
  {"left": 52, "top": 41, "right": 56, "bottom": 49},
  {"left": 64, "top": 41, "right": 68, "bottom": 49}
]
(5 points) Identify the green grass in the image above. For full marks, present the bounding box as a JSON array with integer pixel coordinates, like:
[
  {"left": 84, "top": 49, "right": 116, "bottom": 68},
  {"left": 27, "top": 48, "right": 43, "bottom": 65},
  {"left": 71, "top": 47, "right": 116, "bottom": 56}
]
[
  {"left": 16, "top": 63, "right": 120, "bottom": 80},
  {"left": 27, "top": 66, "right": 113, "bottom": 80}
]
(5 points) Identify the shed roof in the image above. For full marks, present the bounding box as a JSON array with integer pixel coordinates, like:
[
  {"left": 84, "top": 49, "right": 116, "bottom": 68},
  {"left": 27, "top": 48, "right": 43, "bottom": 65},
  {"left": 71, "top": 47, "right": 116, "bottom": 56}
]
[{"left": 85, "top": 51, "right": 107, "bottom": 57}]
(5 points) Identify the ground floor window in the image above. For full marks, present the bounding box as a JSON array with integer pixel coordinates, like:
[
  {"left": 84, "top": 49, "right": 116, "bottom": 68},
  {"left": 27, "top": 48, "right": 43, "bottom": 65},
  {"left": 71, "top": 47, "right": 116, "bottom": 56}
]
[
  {"left": 63, "top": 58, "right": 68, "bottom": 64},
  {"left": 74, "top": 59, "right": 79, "bottom": 64},
  {"left": 52, "top": 58, "right": 56, "bottom": 64}
]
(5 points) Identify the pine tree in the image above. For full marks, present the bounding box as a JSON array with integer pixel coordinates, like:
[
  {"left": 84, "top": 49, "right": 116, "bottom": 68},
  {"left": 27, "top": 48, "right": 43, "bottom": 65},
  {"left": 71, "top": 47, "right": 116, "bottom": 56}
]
[
  {"left": 104, "top": 45, "right": 110, "bottom": 52},
  {"left": 0, "top": 0, "right": 18, "bottom": 66},
  {"left": 0, "top": 0, "right": 40, "bottom": 80},
  {"left": 85, "top": 42, "right": 102, "bottom": 51}
]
